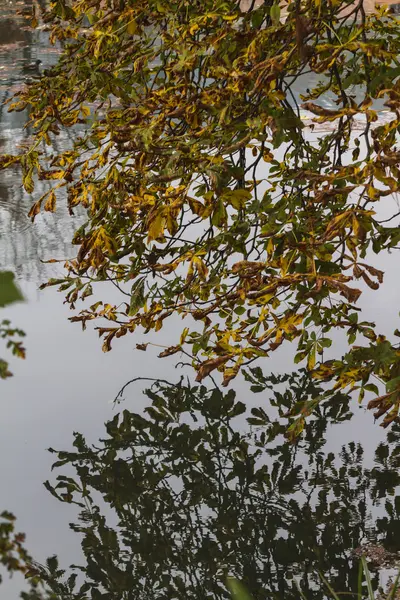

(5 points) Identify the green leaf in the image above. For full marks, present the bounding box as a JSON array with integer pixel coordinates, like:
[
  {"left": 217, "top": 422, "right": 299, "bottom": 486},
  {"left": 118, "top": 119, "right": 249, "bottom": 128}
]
[
  {"left": 386, "top": 376, "right": 400, "bottom": 393},
  {"left": 211, "top": 198, "right": 228, "bottom": 228},
  {"left": 226, "top": 577, "right": 255, "bottom": 600},
  {"left": 128, "top": 277, "right": 146, "bottom": 316},
  {"left": 387, "top": 570, "right": 400, "bottom": 600},
  {"left": 319, "top": 338, "right": 332, "bottom": 348},
  {"left": 294, "top": 351, "right": 307, "bottom": 364},
  {"left": 307, "top": 346, "right": 316, "bottom": 371},
  {"left": 251, "top": 9, "right": 264, "bottom": 28},
  {"left": 319, "top": 572, "right": 341, "bottom": 600},
  {"left": 0, "top": 272, "right": 24, "bottom": 307},
  {"left": 342, "top": 71, "right": 358, "bottom": 90},
  {"left": 364, "top": 383, "right": 380, "bottom": 395},
  {"left": 361, "top": 557, "right": 374, "bottom": 600},
  {"left": 270, "top": 3, "right": 281, "bottom": 26},
  {"left": 222, "top": 189, "right": 252, "bottom": 210}
]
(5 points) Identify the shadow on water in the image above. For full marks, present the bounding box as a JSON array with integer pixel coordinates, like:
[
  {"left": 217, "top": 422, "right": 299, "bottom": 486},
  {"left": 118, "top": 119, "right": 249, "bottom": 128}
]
[{"left": 25, "top": 373, "right": 400, "bottom": 600}]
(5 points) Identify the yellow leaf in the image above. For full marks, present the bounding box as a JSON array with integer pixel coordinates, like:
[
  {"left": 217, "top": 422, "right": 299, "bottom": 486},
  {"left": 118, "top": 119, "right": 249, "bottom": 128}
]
[
  {"left": 280, "top": 250, "right": 296, "bottom": 276},
  {"left": 367, "top": 185, "right": 380, "bottom": 199},
  {"left": 23, "top": 169, "right": 34, "bottom": 194},
  {"left": 249, "top": 292, "right": 274, "bottom": 305},
  {"left": 127, "top": 19, "right": 138, "bottom": 35},
  {"left": 188, "top": 197, "right": 205, "bottom": 216},
  {"left": 263, "top": 150, "right": 274, "bottom": 162},
  {"left": 44, "top": 190, "right": 56, "bottom": 213},
  {"left": 325, "top": 211, "right": 352, "bottom": 239},
  {"left": 147, "top": 213, "right": 165, "bottom": 242},
  {"left": 180, "top": 327, "right": 189, "bottom": 345},
  {"left": 45, "top": 170, "right": 65, "bottom": 180},
  {"left": 307, "top": 347, "right": 316, "bottom": 370},
  {"left": 192, "top": 256, "right": 209, "bottom": 280},
  {"left": 93, "top": 38, "right": 103, "bottom": 59},
  {"left": 85, "top": 11, "right": 95, "bottom": 24},
  {"left": 280, "top": 312, "right": 303, "bottom": 334},
  {"left": 186, "top": 261, "right": 194, "bottom": 283},
  {"left": 222, "top": 14, "right": 239, "bottom": 21}
]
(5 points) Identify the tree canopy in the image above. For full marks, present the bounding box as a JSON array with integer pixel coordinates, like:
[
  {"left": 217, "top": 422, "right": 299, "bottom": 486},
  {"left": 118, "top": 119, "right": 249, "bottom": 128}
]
[{"left": 2, "top": 0, "right": 400, "bottom": 428}]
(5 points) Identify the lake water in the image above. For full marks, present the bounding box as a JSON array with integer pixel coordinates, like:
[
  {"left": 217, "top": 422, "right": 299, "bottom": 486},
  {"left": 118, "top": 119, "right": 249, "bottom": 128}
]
[{"left": 1, "top": 2, "right": 400, "bottom": 599}]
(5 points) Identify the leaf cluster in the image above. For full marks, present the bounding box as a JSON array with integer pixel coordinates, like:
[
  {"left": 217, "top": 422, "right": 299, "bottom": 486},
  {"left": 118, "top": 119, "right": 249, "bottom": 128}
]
[{"left": 3, "top": 0, "right": 400, "bottom": 424}]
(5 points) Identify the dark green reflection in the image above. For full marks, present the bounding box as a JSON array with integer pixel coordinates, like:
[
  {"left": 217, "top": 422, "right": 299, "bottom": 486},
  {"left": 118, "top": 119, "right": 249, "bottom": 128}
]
[{"left": 33, "top": 373, "right": 400, "bottom": 600}]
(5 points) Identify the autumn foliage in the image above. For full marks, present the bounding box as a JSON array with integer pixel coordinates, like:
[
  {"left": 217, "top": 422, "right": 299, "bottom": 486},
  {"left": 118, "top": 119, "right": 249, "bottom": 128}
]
[{"left": 3, "top": 0, "right": 400, "bottom": 431}]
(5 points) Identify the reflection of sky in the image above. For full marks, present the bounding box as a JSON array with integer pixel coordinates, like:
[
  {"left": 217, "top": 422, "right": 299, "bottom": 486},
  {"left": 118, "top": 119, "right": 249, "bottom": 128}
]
[{"left": 0, "top": 3, "right": 400, "bottom": 598}]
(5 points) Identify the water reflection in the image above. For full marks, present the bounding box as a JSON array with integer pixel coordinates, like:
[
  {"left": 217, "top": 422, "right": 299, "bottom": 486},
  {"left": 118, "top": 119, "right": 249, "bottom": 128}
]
[
  {"left": 0, "top": 0, "right": 83, "bottom": 283},
  {"left": 29, "top": 374, "right": 400, "bottom": 600}
]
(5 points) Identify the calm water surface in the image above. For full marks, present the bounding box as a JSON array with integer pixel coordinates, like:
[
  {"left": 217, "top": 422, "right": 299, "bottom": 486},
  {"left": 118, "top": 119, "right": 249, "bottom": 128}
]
[{"left": 1, "top": 2, "right": 400, "bottom": 598}]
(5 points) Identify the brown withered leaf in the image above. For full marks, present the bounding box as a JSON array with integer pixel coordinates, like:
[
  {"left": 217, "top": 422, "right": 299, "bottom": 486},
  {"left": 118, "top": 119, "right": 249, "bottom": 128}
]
[
  {"left": 367, "top": 393, "right": 393, "bottom": 422},
  {"left": 361, "top": 271, "right": 379, "bottom": 290},
  {"left": 158, "top": 345, "right": 182, "bottom": 358},
  {"left": 379, "top": 151, "right": 400, "bottom": 166},
  {"left": 77, "top": 242, "right": 89, "bottom": 264},
  {"left": 116, "top": 328, "right": 127, "bottom": 338},
  {"left": 382, "top": 408, "right": 400, "bottom": 427},
  {"left": 384, "top": 100, "right": 400, "bottom": 111},
  {"left": 195, "top": 355, "right": 230, "bottom": 382},
  {"left": 364, "top": 264, "right": 384, "bottom": 284},
  {"left": 313, "top": 185, "right": 356, "bottom": 204},
  {"left": 367, "top": 391, "right": 400, "bottom": 427},
  {"left": 301, "top": 102, "right": 339, "bottom": 117},
  {"left": 295, "top": 15, "right": 312, "bottom": 47},
  {"left": 327, "top": 279, "right": 362, "bottom": 303},
  {"left": 231, "top": 261, "right": 265, "bottom": 275},
  {"left": 102, "top": 330, "right": 117, "bottom": 353},
  {"left": 28, "top": 200, "right": 42, "bottom": 222},
  {"left": 136, "top": 343, "right": 148, "bottom": 351},
  {"left": 222, "top": 365, "right": 240, "bottom": 387}
]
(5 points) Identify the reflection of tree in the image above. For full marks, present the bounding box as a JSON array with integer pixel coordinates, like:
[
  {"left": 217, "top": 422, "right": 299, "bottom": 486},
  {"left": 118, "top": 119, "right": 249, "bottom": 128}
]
[
  {"left": 34, "top": 373, "right": 400, "bottom": 600},
  {"left": 0, "top": 18, "right": 27, "bottom": 46},
  {"left": 0, "top": 511, "right": 56, "bottom": 600},
  {"left": 0, "top": 129, "right": 85, "bottom": 282},
  {"left": 369, "top": 429, "right": 400, "bottom": 552},
  {"left": 0, "top": 0, "right": 84, "bottom": 283}
]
